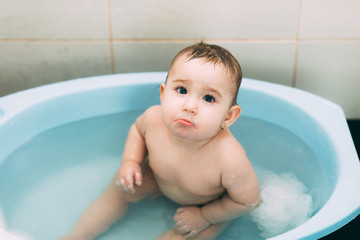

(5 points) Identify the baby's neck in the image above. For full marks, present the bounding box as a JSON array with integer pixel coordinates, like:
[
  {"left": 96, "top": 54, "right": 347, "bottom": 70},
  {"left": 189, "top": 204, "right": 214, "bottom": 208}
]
[{"left": 169, "top": 130, "right": 224, "bottom": 153}]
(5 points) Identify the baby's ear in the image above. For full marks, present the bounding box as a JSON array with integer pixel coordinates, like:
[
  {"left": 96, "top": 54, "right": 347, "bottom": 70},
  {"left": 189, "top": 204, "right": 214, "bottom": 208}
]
[
  {"left": 160, "top": 83, "right": 166, "bottom": 103},
  {"left": 223, "top": 105, "right": 241, "bottom": 128}
]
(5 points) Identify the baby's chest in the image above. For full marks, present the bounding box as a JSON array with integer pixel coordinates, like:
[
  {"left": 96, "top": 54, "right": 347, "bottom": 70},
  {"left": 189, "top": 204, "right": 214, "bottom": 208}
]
[
  {"left": 144, "top": 128, "right": 223, "bottom": 189},
  {"left": 148, "top": 148, "right": 222, "bottom": 193}
]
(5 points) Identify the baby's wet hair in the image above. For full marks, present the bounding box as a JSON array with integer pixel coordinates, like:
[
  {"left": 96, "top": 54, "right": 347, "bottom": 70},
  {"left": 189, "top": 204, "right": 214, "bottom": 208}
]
[{"left": 169, "top": 41, "right": 242, "bottom": 106}]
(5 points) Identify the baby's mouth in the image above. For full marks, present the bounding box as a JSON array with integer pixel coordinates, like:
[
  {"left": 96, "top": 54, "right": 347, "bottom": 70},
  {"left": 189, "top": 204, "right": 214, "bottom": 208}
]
[{"left": 176, "top": 118, "right": 195, "bottom": 127}]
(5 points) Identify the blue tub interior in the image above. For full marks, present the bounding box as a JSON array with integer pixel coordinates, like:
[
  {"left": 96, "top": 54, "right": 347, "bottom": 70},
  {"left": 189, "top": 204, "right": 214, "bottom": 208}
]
[{"left": 0, "top": 73, "right": 357, "bottom": 240}]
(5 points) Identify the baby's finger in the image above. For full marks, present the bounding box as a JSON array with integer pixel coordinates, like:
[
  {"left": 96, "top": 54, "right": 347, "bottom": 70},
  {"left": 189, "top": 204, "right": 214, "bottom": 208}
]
[
  {"left": 184, "top": 230, "right": 197, "bottom": 239},
  {"left": 176, "top": 225, "right": 190, "bottom": 235},
  {"left": 115, "top": 177, "right": 122, "bottom": 188},
  {"left": 174, "top": 218, "right": 185, "bottom": 227},
  {"left": 135, "top": 172, "right": 142, "bottom": 186},
  {"left": 117, "top": 177, "right": 127, "bottom": 191},
  {"left": 122, "top": 177, "right": 132, "bottom": 192},
  {"left": 173, "top": 215, "right": 180, "bottom": 223},
  {"left": 125, "top": 174, "right": 135, "bottom": 193},
  {"left": 176, "top": 208, "right": 185, "bottom": 214}
]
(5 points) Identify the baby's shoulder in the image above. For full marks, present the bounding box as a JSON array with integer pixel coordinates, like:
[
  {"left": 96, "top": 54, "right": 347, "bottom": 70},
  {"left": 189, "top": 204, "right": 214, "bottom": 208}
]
[
  {"left": 216, "top": 133, "right": 249, "bottom": 168},
  {"left": 144, "top": 105, "right": 161, "bottom": 115},
  {"left": 137, "top": 105, "right": 162, "bottom": 130},
  {"left": 142, "top": 105, "right": 162, "bottom": 122}
]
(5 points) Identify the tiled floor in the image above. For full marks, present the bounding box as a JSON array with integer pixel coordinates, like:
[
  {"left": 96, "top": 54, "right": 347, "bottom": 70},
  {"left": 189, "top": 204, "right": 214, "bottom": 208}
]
[{"left": 320, "top": 120, "right": 360, "bottom": 239}]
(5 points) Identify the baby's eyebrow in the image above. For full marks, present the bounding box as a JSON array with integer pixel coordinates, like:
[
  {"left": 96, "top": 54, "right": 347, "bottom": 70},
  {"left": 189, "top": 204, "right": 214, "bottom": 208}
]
[
  {"left": 172, "top": 79, "right": 190, "bottom": 84},
  {"left": 204, "top": 86, "right": 222, "bottom": 97}
]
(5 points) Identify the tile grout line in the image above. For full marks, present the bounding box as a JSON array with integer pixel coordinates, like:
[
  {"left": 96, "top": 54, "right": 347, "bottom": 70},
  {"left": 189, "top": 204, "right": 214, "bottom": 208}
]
[
  {"left": 107, "top": 0, "right": 116, "bottom": 74},
  {"left": 292, "top": 0, "right": 303, "bottom": 88},
  {"left": 112, "top": 38, "right": 298, "bottom": 43},
  {"left": 1, "top": 38, "right": 360, "bottom": 43}
]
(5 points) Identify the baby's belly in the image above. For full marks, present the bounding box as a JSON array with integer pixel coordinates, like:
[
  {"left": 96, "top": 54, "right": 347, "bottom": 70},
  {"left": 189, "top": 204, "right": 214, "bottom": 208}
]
[{"left": 154, "top": 176, "right": 224, "bottom": 205}]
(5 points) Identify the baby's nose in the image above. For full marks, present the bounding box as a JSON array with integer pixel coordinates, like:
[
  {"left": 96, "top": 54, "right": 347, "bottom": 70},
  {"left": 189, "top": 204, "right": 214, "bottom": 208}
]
[{"left": 183, "top": 100, "right": 198, "bottom": 114}]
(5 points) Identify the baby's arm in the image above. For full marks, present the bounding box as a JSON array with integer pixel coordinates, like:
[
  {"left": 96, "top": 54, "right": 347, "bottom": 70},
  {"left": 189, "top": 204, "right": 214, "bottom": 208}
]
[
  {"left": 201, "top": 156, "right": 260, "bottom": 224},
  {"left": 116, "top": 114, "right": 147, "bottom": 193}
]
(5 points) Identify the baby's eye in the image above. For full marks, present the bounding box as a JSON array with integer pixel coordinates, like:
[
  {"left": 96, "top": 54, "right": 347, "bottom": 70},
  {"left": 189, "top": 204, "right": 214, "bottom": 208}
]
[
  {"left": 203, "top": 94, "right": 215, "bottom": 103},
  {"left": 176, "top": 86, "right": 187, "bottom": 94}
]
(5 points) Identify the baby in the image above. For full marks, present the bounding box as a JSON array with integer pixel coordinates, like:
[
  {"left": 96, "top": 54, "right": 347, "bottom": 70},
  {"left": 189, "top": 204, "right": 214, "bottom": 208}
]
[{"left": 60, "top": 42, "right": 260, "bottom": 240}]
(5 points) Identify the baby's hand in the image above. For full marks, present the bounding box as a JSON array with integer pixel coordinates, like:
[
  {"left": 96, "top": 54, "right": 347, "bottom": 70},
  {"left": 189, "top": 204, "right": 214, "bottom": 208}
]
[
  {"left": 116, "top": 161, "right": 142, "bottom": 193},
  {"left": 173, "top": 206, "right": 210, "bottom": 239}
]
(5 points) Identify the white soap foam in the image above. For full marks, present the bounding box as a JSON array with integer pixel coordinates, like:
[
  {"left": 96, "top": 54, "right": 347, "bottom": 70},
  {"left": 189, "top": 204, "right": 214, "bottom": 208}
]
[{"left": 250, "top": 171, "right": 314, "bottom": 238}]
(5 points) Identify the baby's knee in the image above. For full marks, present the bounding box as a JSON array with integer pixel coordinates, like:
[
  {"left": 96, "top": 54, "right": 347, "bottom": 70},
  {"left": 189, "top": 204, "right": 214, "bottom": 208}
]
[
  {"left": 120, "top": 190, "right": 144, "bottom": 203},
  {"left": 120, "top": 185, "right": 159, "bottom": 203}
]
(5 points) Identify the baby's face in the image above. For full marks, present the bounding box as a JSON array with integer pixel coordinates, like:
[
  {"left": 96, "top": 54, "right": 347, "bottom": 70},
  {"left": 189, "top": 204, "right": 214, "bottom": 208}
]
[{"left": 160, "top": 56, "right": 235, "bottom": 142}]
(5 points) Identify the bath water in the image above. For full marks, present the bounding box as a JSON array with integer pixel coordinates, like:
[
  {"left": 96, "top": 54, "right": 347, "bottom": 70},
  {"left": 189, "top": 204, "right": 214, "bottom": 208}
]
[{"left": 0, "top": 110, "right": 329, "bottom": 240}]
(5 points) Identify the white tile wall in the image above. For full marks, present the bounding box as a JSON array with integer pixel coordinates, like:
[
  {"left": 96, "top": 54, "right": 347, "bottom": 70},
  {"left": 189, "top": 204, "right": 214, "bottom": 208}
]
[
  {"left": 296, "top": 42, "right": 360, "bottom": 118},
  {"left": 220, "top": 42, "right": 297, "bottom": 86},
  {"left": 0, "top": 0, "right": 109, "bottom": 39},
  {"left": 113, "top": 42, "right": 189, "bottom": 73},
  {"left": 0, "top": 0, "right": 359, "bottom": 118},
  {"left": 300, "top": 0, "right": 360, "bottom": 39},
  {"left": 111, "top": 0, "right": 299, "bottom": 39},
  {"left": 0, "top": 42, "right": 111, "bottom": 96}
]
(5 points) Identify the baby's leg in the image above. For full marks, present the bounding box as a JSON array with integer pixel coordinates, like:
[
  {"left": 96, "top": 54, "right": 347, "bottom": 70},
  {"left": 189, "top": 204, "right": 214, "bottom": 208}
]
[
  {"left": 157, "top": 221, "right": 229, "bottom": 240},
  {"left": 59, "top": 164, "right": 159, "bottom": 240}
]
